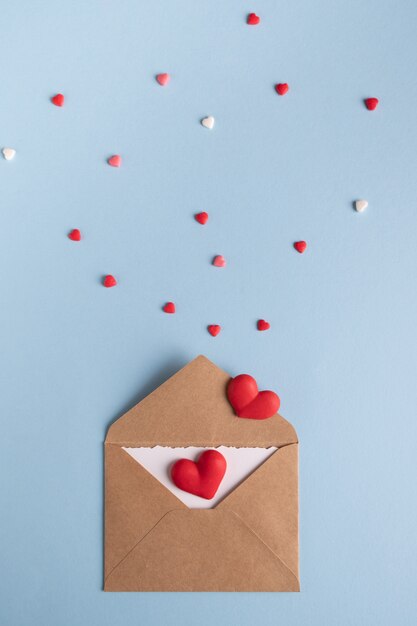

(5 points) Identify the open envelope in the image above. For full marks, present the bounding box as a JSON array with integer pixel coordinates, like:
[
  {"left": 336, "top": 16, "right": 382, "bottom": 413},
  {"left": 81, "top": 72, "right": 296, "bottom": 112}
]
[{"left": 104, "top": 355, "right": 299, "bottom": 591}]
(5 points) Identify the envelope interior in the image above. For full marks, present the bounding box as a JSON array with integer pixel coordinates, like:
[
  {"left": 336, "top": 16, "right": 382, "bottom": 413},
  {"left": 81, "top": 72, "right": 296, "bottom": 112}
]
[{"left": 123, "top": 446, "right": 277, "bottom": 508}]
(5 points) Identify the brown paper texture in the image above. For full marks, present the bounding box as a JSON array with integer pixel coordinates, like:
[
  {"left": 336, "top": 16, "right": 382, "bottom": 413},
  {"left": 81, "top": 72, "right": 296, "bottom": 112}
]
[{"left": 104, "top": 355, "right": 299, "bottom": 592}]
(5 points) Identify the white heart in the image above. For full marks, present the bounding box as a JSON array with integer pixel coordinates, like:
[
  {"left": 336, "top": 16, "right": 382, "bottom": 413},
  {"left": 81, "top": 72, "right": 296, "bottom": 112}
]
[
  {"left": 201, "top": 116, "right": 215, "bottom": 130},
  {"left": 2, "top": 147, "right": 16, "bottom": 161},
  {"left": 355, "top": 199, "right": 368, "bottom": 213}
]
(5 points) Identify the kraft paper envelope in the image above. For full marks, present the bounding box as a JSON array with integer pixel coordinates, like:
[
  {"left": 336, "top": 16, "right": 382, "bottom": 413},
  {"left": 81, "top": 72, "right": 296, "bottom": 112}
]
[{"left": 104, "top": 355, "right": 299, "bottom": 592}]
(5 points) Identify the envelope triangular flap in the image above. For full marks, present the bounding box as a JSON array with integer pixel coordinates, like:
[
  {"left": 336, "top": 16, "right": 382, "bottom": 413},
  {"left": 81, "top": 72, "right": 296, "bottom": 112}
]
[{"left": 106, "top": 355, "right": 298, "bottom": 448}]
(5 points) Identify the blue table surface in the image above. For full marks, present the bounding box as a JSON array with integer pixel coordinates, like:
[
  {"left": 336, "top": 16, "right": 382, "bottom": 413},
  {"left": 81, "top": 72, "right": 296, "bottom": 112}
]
[{"left": 1, "top": 1, "right": 417, "bottom": 624}]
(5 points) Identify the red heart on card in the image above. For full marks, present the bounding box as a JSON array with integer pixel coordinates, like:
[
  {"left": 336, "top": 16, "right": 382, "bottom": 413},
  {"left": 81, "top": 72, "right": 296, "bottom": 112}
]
[
  {"left": 294, "top": 240, "right": 307, "bottom": 254},
  {"left": 247, "top": 13, "right": 260, "bottom": 25},
  {"left": 51, "top": 93, "right": 64, "bottom": 107},
  {"left": 208, "top": 324, "right": 221, "bottom": 337},
  {"left": 364, "top": 97, "right": 379, "bottom": 111},
  {"left": 108, "top": 155, "right": 122, "bottom": 167},
  {"left": 171, "top": 450, "right": 227, "bottom": 499},
  {"left": 195, "top": 211, "right": 208, "bottom": 225},
  {"left": 275, "top": 83, "right": 289, "bottom": 96},
  {"left": 227, "top": 374, "right": 280, "bottom": 419},
  {"left": 163, "top": 301, "right": 176, "bottom": 314},
  {"left": 68, "top": 228, "right": 81, "bottom": 241},
  {"left": 257, "top": 319, "right": 270, "bottom": 331},
  {"left": 156, "top": 73, "right": 170, "bottom": 86}
]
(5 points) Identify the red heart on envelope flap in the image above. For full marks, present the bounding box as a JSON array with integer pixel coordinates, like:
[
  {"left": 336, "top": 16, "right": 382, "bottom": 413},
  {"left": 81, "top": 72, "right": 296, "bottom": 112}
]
[
  {"left": 171, "top": 450, "right": 227, "bottom": 499},
  {"left": 227, "top": 374, "right": 280, "bottom": 420}
]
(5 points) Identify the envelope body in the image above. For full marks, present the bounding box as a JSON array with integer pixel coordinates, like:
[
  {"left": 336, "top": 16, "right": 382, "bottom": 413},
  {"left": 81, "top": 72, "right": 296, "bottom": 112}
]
[{"left": 104, "top": 355, "right": 299, "bottom": 592}]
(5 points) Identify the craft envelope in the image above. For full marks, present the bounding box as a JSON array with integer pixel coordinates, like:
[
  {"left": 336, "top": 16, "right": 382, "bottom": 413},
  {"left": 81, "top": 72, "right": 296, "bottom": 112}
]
[{"left": 104, "top": 355, "right": 299, "bottom": 592}]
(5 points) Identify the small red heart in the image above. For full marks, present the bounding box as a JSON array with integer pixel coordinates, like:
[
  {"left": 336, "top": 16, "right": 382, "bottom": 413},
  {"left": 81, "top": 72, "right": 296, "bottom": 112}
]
[
  {"left": 51, "top": 93, "right": 64, "bottom": 107},
  {"left": 195, "top": 211, "right": 208, "bottom": 225},
  {"left": 364, "top": 97, "right": 379, "bottom": 111},
  {"left": 171, "top": 450, "right": 227, "bottom": 499},
  {"left": 103, "top": 274, "right": 117, "bottom": 288},
  {"left": 213, "top": 255, "right": 226, "bottom": 268},
  {"left": 294, "top": 240, "right": 307, "bottom": 254},
  {"left": 247, "top": 12, "right": 260, "bottom": 25},
  {"left": 257, "top": 319, "right": 270, "bottom": 331},
  {"left": 163, "top": 301, "right": 176, "bottom": 314},
  {"left": 208, "top": 324, "right": 221, "bottom": 337},
  {"left": 275, "top": 83, "right": 289, "bottom": 96},
  {"left": 156, "top": 73, "right": 170, "bottom": 86},
  {"left": 108, "top": 155, "right": 122, "bottom": 167},
  {"left": 227, "top": 374, "right": 280, "bottom": 420},
  {"left": 68, "top": 229, "right": 81, "bottom": 241}
]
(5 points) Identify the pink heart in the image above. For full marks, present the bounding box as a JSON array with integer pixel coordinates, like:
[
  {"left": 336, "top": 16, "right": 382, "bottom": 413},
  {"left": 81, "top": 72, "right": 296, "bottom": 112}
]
[
  {"left": 108, "top": 155, "right": 122, "bottom": 168},
  {"left": 156, "top": 73, "right": 170, "bottom": 86},
  {"left": 213, "top": 255, "right": 226, "bottom": 267}
]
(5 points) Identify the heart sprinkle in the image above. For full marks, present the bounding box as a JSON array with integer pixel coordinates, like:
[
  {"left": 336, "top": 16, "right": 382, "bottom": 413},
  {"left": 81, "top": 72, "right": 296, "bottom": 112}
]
[
  {"left": 355, "top": 199, "right": 368, "bottom": 213},
  {"left": 227, "top": 374, "right": 280, "bottom": 419},
  {"left": 103, "top": 275, "right": 117, "bottom": 288},
  {"left": 51, "top": 93, "right": 64, "bottom": 107},
  {"left": 294, "top": 240, "right": 307, "bottom": 254},
  {"left": 201, "top": 116, "right": 215, "bottom": 130},
  {"left": 213, "top": 255, "right": 226, "bottom": 268},
  {"left": 108, "top": 155, "right": 122, "bottom": 167},
  {"left": 208, "top": 324, "right": 221, "bottom": 337},
  {"left": 171, "top": 450, "right": 227, "bottom": 499},
  {"left": 257, "top": 319, "right": 270, "bottom": 331},
  {"left": 156, "top": 73, "right": 170, "bottom": 86},
  {"left": 364, "top": 97, "right": 379, "bottom": 111},
  {"left": 68, "top": 229, "right": 81, "bottom": 241},
  {"left": 2, "top": 148, "right": 16, "bottom": 160},
  {"left": 195, "top": 211, "right": 209, "bottom": 225},
  {"left": 163, "top": 302, "right": 176, "bottom": 314},
  {"left": 275, "top": 83, "right": 289, "bottom": 96},
  {"left": 247, "top": 13, "right": 260, "bottom": 25}
]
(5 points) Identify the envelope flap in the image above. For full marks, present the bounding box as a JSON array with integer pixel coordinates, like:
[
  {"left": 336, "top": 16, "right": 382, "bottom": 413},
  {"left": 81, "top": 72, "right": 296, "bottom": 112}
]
[
  {"left": 217, "top": 443, "right": 299, "bottom": 578},
  {"left": 104, "top": 509, "right": 300, "bottom": 591},
  {"left": 106, "top": 355, "right": 297, "bottom": 447}
]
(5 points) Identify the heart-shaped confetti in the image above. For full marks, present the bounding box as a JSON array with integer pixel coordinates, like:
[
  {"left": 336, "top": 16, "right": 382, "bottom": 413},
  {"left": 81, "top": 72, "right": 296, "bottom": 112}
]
[
  {"left": 227, "top": 374, "right": 280, "bottom": 420},
  {"left": 294, "top": 240, "right": 307, "bottom": 254},
  {"left": 355, "top": 199, "right": 368, "bottom": 213},
  {"left": 103, "top": 275, "right": 117, "bottom": 288},
  {"left": 275, "top": 83, "right": 289, "bottom": 96},
  {"left": 213, "top": 255, "right": 226, "bottom": 268},
  {"left": 195, "top": 212, "right": 209, "bottom": 225},
  {"left": 257, "top": 319, "right": 270, "bottom": 331},
  {"left": 156, "top": 73, "right": 170, "bottom": 86},
  {"left": 108, "top": 155, "right": 122, "bottom": 167},
  {"left": 208, "top": 324, "right": 221, "bottom": 337},
  {"left": 51, "top": 93, "right": 64, "bottom": 107},
  {"left": 201, "top": 116, "right": 215, "bottom": 130},
  {"left": 247, "top": 13, "right": 260, "bottom": 25},
  {"left": 2, "top": 148, "right": 16, "bottom": 160},
  {"left": 163, "top": 302, "right": 176, "bottom": 314},
  {"left": 68, "top": 229, "right": 81, "bottom": 241},
  {"left": 364, "top": 97, "right": 379, "bottom": 111},
  {"left": 171, "top": 449, "right": 227, "bottom": 499}
]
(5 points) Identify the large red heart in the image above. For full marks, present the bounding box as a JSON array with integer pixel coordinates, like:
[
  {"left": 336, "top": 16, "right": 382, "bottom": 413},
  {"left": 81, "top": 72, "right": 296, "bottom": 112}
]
[
  {"left": 227, "top": 374, "right": 280, "bottom": 419},
  {"left": 171, "top": 450, "right": 227, "bottom": 499}
]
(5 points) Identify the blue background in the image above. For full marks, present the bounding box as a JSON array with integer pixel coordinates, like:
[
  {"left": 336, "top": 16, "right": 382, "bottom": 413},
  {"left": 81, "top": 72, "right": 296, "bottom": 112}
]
[{"left": 1, "top": 1, "right": 417, "bottom": 624}]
